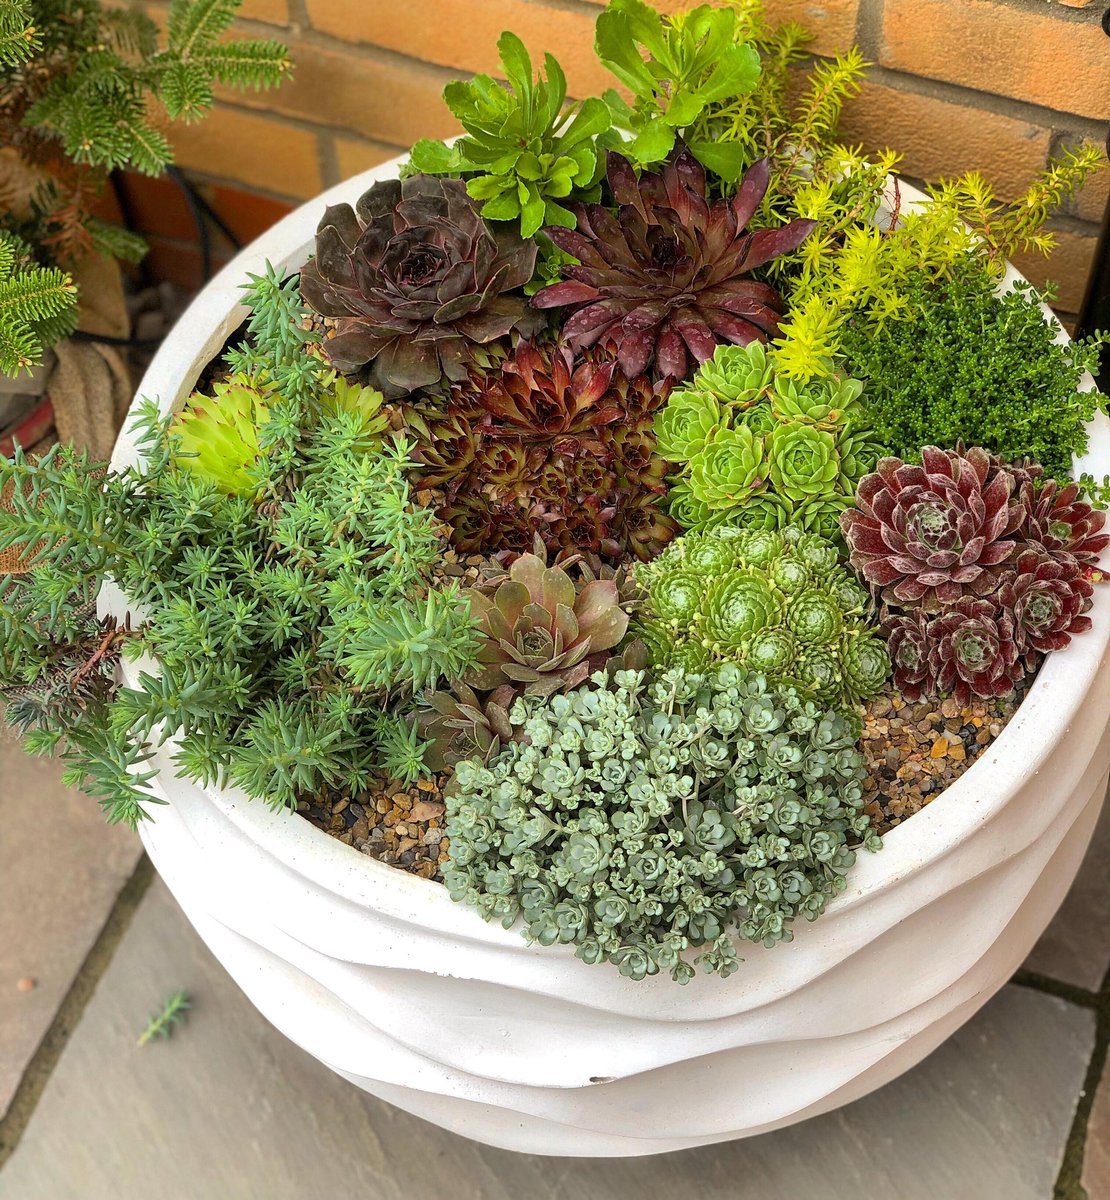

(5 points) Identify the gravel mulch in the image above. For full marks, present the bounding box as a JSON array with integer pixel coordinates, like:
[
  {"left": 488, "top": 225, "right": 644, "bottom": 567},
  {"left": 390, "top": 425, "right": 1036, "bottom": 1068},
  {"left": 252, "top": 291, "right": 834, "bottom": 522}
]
[
  {"left": 860, "top": 683, "right": 1028, "bottom": 835},
  {"left": 298, "top": 775, "right": 451, "bottom": 881}
]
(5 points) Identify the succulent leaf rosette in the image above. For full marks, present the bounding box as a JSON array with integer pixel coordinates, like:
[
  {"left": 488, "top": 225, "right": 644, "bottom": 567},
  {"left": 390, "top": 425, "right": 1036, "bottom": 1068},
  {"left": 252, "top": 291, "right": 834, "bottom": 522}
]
[
  {"left": 531, "top": 147, "right": 816, "bottom": 380},
  {"left": 840, "top": 446, "right": 1025, "bottom": 613},
  {"left": 636, "top": 525, "right": 889, "bottom": 706},
  {"left": 299, "top": 175, "right": 541, "bottom": 397},
  {"left": 848, "top": 447, "right": 1105, "bottom": 703},
  {"left": 653, "top": 342, "right": 878, "bottom": 536},
  {"left": 407, "top": 338, "right": 676, "bottom": 563}
]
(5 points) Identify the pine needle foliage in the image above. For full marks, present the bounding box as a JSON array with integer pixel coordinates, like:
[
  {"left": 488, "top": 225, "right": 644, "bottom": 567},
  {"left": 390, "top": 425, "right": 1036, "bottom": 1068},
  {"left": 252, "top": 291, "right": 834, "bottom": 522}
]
[
  {"left": 0, "top": 232, "right": 77, "bottom": 374},
  {"left": 0, "top": 266, "right": 481, "bottom": 826},
  {"left": 137, "top": 990, "right": 190, "bottom": 1046}
]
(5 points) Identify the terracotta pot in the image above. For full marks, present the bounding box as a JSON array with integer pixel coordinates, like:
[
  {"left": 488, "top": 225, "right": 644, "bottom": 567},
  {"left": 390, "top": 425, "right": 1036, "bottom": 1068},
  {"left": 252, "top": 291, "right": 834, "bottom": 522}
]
[{"left": 104, "top": 158, "right": 1110, "bottom": 1157}]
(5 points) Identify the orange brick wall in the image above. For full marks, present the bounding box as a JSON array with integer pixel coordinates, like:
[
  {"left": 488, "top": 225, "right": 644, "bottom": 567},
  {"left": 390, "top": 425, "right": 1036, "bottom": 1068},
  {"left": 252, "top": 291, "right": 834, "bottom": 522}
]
[{"left": 137, "top": 0, "right": 1109, "bottom": 324}]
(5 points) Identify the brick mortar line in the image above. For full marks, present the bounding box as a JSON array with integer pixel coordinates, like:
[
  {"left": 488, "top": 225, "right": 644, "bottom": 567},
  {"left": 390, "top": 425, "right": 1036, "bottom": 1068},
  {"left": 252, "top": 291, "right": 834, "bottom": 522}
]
[{"left": 0, "top": 854, "right": 155, "bottom": 1171}]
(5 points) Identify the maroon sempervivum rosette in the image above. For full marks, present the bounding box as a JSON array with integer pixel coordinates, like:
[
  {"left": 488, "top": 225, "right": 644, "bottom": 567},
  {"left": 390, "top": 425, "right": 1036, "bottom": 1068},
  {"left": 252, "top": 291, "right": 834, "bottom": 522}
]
[
  {"left": 998, "top": 548, "right": 1095, "bottom": 661},
  {"left": 531, "top": 147, "right": 816, "bottom": 381},
  {"left": 929, "top": 597, "right": 1024, "bottom": 704},
  {"left": 879, "top": 608, "right": 937, "bottom": 701},
  {"left": 299, "top": 175, "right": 539, "bottom": 397},
  {"left": 1017, "top": 478, "right": 1109, "bottom": 568},
  {"left": 840, "top": 445, "right": 1026, "bottom": 613}
]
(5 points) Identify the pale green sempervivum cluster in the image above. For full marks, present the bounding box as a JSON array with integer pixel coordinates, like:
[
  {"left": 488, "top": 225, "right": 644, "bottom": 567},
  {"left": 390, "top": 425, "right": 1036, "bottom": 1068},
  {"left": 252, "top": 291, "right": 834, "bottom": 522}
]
[
  {"left": 634, "top": 525, "right": 890, "bottom": 707},
  {"left": 654, "top": 342, "right": 884, "bottom": 539},
  {"left": 443, "top": 664, "right": 879, "bottom": 983}
]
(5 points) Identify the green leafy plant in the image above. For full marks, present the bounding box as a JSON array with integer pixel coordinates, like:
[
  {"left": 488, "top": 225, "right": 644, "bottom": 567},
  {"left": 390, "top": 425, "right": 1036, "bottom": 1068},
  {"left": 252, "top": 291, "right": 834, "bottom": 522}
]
[
  {"left": 0, "top": 0, "right": 290, "bottom": 376},
  {"left": 655, "top": 342, "right": 881, "bottom": 538},
  {"left": 594, "top": 0, "right": 760, "bottom": 181},
  {"left": 841, "top": 263, "right": 1108, "bottom": 480},
  {"left": 0, "top": 232, "right": 77, "bottom": 375},
  {"left": 635, "top": 525, "right": 889, "bottom": 707},
  {"left": 444, "top": 663, "right": 880, "bottom": 983},
  {"left": 409, "top": 33, "right": 615, "bottom": 238},
  {"left": 0, "top": 265, "right": 481, "bottom": 825},
  {"left": 137, "top": 989, "right": 190, "bottom": 1047}
]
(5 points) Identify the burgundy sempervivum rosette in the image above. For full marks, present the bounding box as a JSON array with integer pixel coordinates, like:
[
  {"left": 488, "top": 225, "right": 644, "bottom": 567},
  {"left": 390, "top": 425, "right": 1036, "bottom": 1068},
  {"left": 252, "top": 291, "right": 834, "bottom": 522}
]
[
  {"left": 531, "top": 146, "right": 816, "bottom": 381},
  {"left": 880, "top": 607, "right": 937, "bottom": 701},
  {"left": 929, "top": 597, "right": 1024, "bottom": 705},
  {"left": 840, "top": 445, "right": 1026, "bottom": 613},
  {"left": 1016, "top": 478, "right": 1109, "bottom": 568},
  {"left": 299, "top": 175, "right": 539, "bottom": 397},
  {"left": 997, "top": 548, "right": 1095, "bottom": 662}
]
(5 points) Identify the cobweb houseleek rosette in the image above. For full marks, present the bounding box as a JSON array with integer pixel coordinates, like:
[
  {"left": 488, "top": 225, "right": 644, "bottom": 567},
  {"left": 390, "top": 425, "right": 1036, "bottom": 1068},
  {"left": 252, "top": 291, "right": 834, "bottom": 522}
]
[{"left": 636, "top": 526, "right": 890, "bottom": 707}]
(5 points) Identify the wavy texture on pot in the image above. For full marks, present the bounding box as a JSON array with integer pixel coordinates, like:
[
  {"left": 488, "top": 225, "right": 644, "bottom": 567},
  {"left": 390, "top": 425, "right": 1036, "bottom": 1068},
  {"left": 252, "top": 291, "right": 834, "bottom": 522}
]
[
  {"left": 463, "top": 546, "right": 630, "bottom": 697},
  {"left": 298, "top": 175, "right": 540, "bottom": 398},
  {"left": 406, "top": 339, "right": 675, "bottom": 564},
  {"left": 929, "top": 597, "right": 1023, "bottom": 705},
  {"left": 531, "top": 148, "right": 816, "bottom": 381},
  {"left": 443, "top": 664, "right": 879, "bottom": 983},
  {"left": 841, "top": 446, "right": 1025, "bottom": 612},
  {"left": 636, "top": 525, "right": 889, "bottom": 707},
  {"left": 998, "top": 549, "right": 1095, "bottom": 661}
]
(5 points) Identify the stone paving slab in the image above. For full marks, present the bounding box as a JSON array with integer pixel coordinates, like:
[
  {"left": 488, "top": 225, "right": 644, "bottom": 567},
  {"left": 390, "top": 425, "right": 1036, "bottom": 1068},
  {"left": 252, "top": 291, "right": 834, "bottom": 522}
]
[
  {"left": 0, "top": 880, "right": 1096, "bottom": 1200},
  {"left": 1085, "top": 1053, "right": 1110, "bottom": 1200},
  {"left": 0, "top": 720, "right": 141, "bottom": 1121},
  {"left": 1026, "top": 789, "right": 1110, "bottom": 992}
]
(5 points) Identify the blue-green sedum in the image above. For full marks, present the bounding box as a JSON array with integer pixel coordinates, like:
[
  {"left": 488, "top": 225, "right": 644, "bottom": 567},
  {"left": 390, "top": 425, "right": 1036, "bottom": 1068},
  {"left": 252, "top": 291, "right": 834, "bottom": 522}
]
[{"left": 443, "top": 664, "right": 880, "bottom": 984}]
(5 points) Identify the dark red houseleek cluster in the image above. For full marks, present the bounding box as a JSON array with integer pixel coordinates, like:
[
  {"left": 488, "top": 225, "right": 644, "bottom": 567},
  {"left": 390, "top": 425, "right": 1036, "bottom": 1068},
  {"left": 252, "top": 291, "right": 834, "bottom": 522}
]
[
  {"left": 531, "top": 148, "right": 816, "bottom": 381},
  {"left": 405, "top": 339, "right": 676, "bottom": 564},
  {"left": 843, "top": 445, "right": 1105, "bottom": 703}
]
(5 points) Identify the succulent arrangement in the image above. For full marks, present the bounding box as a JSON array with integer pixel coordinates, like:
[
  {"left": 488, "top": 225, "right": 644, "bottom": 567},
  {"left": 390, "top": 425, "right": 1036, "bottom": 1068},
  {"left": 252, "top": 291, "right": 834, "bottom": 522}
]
[
  {"left": 654, "top": 342, "right": 882, "bottom": 538},
  {"left": 1, "top": 0, "right": 1107, "bottom": 986}
]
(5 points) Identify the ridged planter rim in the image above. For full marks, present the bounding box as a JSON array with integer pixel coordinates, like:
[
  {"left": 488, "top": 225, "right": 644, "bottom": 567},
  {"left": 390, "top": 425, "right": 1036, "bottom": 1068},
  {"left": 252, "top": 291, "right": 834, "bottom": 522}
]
[{"left": 108, "top": 155, "right": 1110, "bottom": 962}]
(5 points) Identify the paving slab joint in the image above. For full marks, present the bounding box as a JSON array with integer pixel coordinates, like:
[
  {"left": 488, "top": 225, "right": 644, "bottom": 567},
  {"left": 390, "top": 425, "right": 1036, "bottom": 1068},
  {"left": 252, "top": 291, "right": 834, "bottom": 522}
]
[{"left": 0, "top": 854, "right": 155, "bottom": 1170}]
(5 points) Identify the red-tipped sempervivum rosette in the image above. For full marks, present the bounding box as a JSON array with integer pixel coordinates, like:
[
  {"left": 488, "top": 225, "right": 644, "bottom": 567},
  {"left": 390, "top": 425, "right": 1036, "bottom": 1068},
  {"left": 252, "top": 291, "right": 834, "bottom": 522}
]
[
  {"left": 531, "top": 147, "right": 816, "bottom": 381},
  {"left": 929, "top": 597, "right": 1024, "bottom": 704},
  {"left": 999, "top": 548, "right": 1095, "bottom": 660},
  {"left": 299, "top": 175, "right": 539, "bottom": 398},
  {"left": 841, "top": 446, "right": 1026, "bottom": 613}
]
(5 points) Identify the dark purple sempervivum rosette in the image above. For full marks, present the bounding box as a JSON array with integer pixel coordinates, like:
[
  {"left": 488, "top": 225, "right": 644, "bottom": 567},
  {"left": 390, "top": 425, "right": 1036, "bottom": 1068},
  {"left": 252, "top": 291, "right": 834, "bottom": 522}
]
[
  {"left": 531, "top": 147, "right": 816, "bottom": 381},
  {"left": 929, "top": 597, "right": 1024, "bottom": 705},
  {"left": 998, "top": 548, "right": 1095, "bottom": 661},
  {"left": 840, "top": 445, "right": 1026, "bottom": 612},
  {"left": 299, "top": 175, "right": 540, "bottom": 398}
]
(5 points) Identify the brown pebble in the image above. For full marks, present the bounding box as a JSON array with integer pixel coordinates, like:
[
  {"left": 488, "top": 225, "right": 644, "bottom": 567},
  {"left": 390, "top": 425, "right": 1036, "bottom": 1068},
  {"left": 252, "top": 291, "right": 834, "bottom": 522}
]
[
  {"left": 940, "top": 698, "right": 960, "bottom": 719},
  {"left": 396, "top": 837, "right": 418, "bottom": 855},
  {"left": 409, "top": 799, "right": 446, "bottom": 822},
  {"left": 16, "top": 977, "right": 35, "bottom": 992},
  {"left": 375, "top": 796, "right": 391, "bottom": 815},
  {"left": 930, "top": 737, "right": 948, "bottom": 759},
  {"left": 948, "top": 742, "right": 967, "bottom": 762},
  {"left": 416, "top": 778, "right": 437, "bottom": 793}
]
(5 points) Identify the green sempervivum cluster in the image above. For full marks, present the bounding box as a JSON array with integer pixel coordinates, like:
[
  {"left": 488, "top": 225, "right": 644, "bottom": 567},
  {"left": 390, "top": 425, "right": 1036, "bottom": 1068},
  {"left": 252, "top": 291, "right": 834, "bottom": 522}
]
[
  {"left": 654, "top": 343, "right": 884, "bottom": 540},
  {"left": 634, "top": 526, "right": 890, "bottom": 707},
  {"left": 443, "top": 663, "right": 880, "bottom": 983}
]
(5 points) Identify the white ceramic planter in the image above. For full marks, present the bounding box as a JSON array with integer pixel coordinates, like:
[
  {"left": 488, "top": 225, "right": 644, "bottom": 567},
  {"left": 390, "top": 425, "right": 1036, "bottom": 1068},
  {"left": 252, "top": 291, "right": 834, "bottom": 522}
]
[{"left": 108, "top": 158, "right": 1110, "bottom": 1157}]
